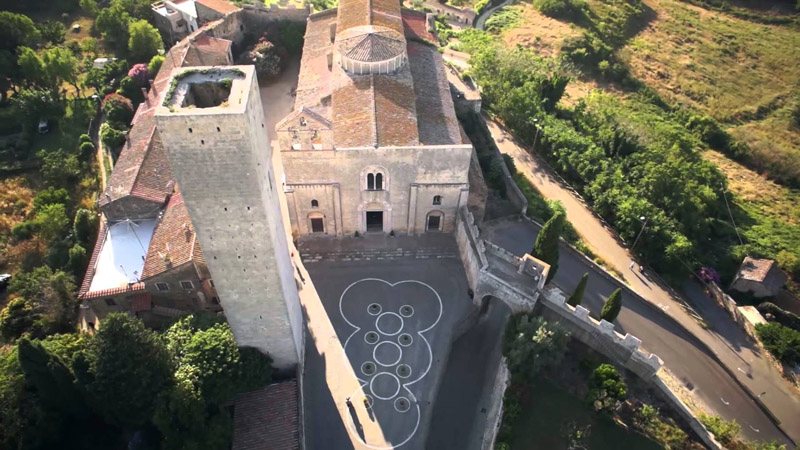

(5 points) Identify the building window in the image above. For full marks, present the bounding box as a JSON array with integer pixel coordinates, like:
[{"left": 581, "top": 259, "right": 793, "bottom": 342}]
[
  {"left": 433, "top": 195, "right": 442, "bottom": 205},
  {"left": 180, "top": 281, "right": 194, "bottom": 290},
  {"left": 311, "top": 199, "right": 319, "bottom": 208},
  {"left": 156, "top": 282, "right": 170, "bottom": 291},
  {"left": 366, "top": 170, "right": 386, "bottom": 191},
  {"left": 104, "top": 298, "right": 116, "bottom": 306}
]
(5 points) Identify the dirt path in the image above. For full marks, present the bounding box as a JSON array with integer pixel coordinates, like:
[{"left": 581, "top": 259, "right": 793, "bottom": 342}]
[{"left": 486, "top": 117, "right": 800, "bottom": 444}]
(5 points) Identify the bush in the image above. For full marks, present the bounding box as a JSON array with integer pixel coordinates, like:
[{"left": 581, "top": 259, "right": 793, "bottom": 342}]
[
  {"left": 758, "top": 302, "right": 800, "bottom": 332},
  {"left": 37, "top": 150, "right": 80, "bottom": 188},
  {"left": 248, "top": 39, "right": 284, "bottom": 78},
  {"left": 117, "top": 76, "right": 144, "bottom": 105},
  {"left": 100, "top": 123, "right": 126, "bottom": 149},
  {"left": 102, "top": 93, "right": 134, "bottom": 125},
  {"left": 73, "top": 208, "right": 98, "bottom": 246},
  {"left": 699, "top": 413, "right": 740, "bottom": 445},
  {"left": 534, "top": 0, "right": 587, "bottom": 21},
  {"left": 148, "top": 55, "right": 165, "bottom": 76},
  {"left": 33, "top": 187, "right": 70, "bottom": 211},
  {"left": 587, "top": 363, "right": 627, "bottom": 412},
  {"left": 502, "top": 153, "right": 516, "bottom": 174},
  {"left": 755, "top": 322, "right": 800, "bottom": 365},
  {"left": 127, "top": 63, "right": 150, "bottom": 86},
  {"left": 79, "top": 141, "right": 95, "bottom": 161},
  {"left": 11, "top": 221, "right": 37, "bottom": 241}
]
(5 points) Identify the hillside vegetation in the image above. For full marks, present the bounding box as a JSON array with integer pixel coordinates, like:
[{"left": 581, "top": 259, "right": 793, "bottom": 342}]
[{"left": 450, "top": 0, "right": 800, "bottom": 289}]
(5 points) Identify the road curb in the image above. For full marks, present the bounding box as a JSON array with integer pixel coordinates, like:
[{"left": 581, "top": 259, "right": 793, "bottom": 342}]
[{"left": 509, "top": 215, "right": 795, "bottom": 445}]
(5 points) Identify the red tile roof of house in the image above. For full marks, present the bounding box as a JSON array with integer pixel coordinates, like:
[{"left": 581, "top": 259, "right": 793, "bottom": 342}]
[
  {"left": 195, "top": 0, "right": 240, "bottom": 15},
  {"left": 233, "top": 380, "right": 300, "bottom": 450},
  {"left": 141, "top": 193, "right": 203, "bottom": 279}
]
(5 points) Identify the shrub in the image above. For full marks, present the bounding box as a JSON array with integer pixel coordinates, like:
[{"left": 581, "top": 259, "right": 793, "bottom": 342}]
[
  {"left": 73, "top": 208, "right": 98, "bottom": 246},
  {"left": 587, "top": 363, "right": 627, "bottom": 412},
  {"left": 148, "top": 55, "right": 165, "bottom": 76},
  {"left": 11, "top": 221, "right": 37, "bottom": 241},
  {"left": 755, "top": 322, "right": 800, "bottom": 365},
  {"left": 37, "top": 150, "right": 80, "bottom": 188},
  {"left": 117, "top": 76, "right": 144, "bottom": 105},
  {"left": 248, "top": 40, "right": 284, "bottom": 78},
  {"left": 758, "top": 302, "right": 800, "bottom": 332},
  {"left": 699, "top": 413, "right": 740, "bottom": 445},
  {"left": 79, "top": 141, "right": 95, "bottom": 161},
  {"left": 102, "top": 93, "right": 134, "bottom": 125},
  {"left": 33, "top": 187, "right": 70, "bottom": 211},
  {"left": 534, "top": 0, "right": 587, "bottom": 21},
  {"left": 502, "top": 153, "right": 516, "bottom": 174},
  {"left": 100, "top": 123, "right": 126, "bottom": 149},
  {"left": 567, "top": 273, "right": 588, "bottom": 307},
  {"left": 127, "top": 63, "right": 150, "bottom": 86}
]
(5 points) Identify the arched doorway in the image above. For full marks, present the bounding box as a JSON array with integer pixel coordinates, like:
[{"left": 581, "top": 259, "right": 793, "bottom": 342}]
[
  {"left": 308, "top": 212, "right": 325, "bottom": 233},
  {"left": 426, "top": 210, "right": 444, "bottom": 232}
]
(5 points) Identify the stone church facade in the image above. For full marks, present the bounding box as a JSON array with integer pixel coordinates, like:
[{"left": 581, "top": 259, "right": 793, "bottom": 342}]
[{"left": 275, "top": 1, "right": 473, "bottom": 236}]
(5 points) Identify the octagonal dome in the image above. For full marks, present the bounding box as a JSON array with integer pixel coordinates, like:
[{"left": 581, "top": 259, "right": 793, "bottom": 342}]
[{"left": 336, "top": 25, "right": 407, "bottom": 75}]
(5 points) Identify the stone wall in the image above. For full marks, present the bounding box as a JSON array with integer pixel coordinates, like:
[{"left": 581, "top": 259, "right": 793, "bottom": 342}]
[
  {"left": 240, "top": 2, "right": 311, "bottom": 32},
  {"left": 537, "top": 288, "right": 664, "bottom": 379},
  {"left": 706, "top": 280, "right": 764, "bottom": 342},
  {"left": 481, "top": 357, "right": 510, "bottom": 450}
]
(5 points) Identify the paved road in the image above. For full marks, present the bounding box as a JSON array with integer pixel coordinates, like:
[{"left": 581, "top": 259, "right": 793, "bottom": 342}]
[
  {"left": 486, "top": 118, "right": 800, "bottom": 445},
  {"left": 474, "top": 0, "right": 515, "bottom": 29},
  {"left": 484, "top": 219, "right": 794, "bottom": 446}
]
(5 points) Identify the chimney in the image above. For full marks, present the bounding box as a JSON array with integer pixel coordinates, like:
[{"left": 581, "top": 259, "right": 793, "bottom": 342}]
[
  {"left": 329, "top": 22, "right": 336, "bottom": 42},
  {"left": 149, "top": 79, "right": 156, "bottom": 93},
  {"left": 141, "top": 87, "right": 149, "bottom": 104},
  {"left": 326, "top": 52, "right": 333, "bottom": 69}
]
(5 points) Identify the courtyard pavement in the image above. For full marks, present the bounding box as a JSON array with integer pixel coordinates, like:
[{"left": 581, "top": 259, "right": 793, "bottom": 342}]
[{"left": 302, "top": 234, "right": 474, "bottom": 449}]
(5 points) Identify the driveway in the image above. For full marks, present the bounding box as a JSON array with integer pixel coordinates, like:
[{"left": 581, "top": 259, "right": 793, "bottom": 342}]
[
  {"left": 302, "top": 246, "right": 473, "bottom": 449},
  {"left": 484, "top": 218, "right": 795, "bottom": 445},
  {"left": 486, "top": 118, "right": 800, "bottom": 445}
]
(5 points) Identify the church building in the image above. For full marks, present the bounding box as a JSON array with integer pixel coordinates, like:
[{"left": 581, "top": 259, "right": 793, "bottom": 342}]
[{"left": 276, "top": 0, "right": 474, "bottom": 236}]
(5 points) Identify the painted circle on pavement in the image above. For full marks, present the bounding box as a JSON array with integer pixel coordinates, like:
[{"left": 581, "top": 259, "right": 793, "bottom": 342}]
[
  {"left": 376, "top": 312, "right": 404, "bottom": 336},
  {"left": 373, "top": 341, "right": 402, "bottom": 367},
  {"left": 370, "top": 372, "right": 401, "bottom": 401}
]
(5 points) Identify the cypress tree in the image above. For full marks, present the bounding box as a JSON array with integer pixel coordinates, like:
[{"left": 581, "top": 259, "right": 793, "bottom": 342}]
[
  {"left": 18, "top": 338, "right": 88, "bottom": 418},
  {"left": 567, "top": 273, "right": 589, "bottom": 307},
  {"left": 532, "top": 212, "right": 564, "bottom": 283},
  {"left": 600, "top": 288, "right": 623, "bottom": 322}
]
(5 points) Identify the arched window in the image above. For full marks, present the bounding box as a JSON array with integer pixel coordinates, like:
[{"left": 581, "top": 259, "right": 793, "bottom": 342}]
[
  {"left": 311, "top": 199, "right": 319, "bottom": 208},
  {"left": 367, "top": 173, "right": 375, "bottom": 190},
  {"left": 433, "top": 195, "right": 442, "bottom": 205},
  {"left": 375, "top": 173, "right": 383, "bottom": 190},
  {"left": 364, "top": 168, "right": 387, "bottom": 191}
]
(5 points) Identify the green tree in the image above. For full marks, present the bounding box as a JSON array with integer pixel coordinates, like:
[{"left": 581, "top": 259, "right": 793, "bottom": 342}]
[
  {"left": 82, "top": 313, "right": 173, "bottom": 428},
  {"left": 531, "top": 211, "right": 564, "bottom": 282},
  {"left": 37, "top": 21, "right": 66, "bottom": 45},
  {"left": 73, "top": 208, "right": 98, "bottom": 246},
  {"left": 600, "top": 288, "right": 622, "bottom": 322},
  {"left": 567, "top": 273, "right": 588, "bottom": 307},
  {"left": 0, "top": 12, "right": 40, "bottom": 51},
  {"left": 587, "top": 363, "right": 626, "bottom": 412},
  {"left": 79, "top": 0, "right": 99, "bottom": 16},
  {"left": 8, "top": 267, "right": 77, "bottom": 336},
  {"left": 33, "top": 187, "right": 69, "bottom": 211},
  {"left": 12, "top": 88, "right": 64, "bottom": 125},
  {"left": 148, "top": 54, "right": 165, "bottom": 75},
  {"left": 35, "top": 203, "right": 70, "bottom": 243},
  {"left": 127, "top": 19, "right": 162, "bottom": 63},
  {"left": 247, "top": 39, "right": 283, "bottom": 78},
  {"left": 67, "top": 244, "right": 88, "bottom": 278},
  {"left": 503, "top": 314, "right": 570, "bottom": 381},
  {"left": 698, "top": 413, "right": 741, "bottom": 445},
  {"left": 38, "top": 149, "right": 81, "bottom": 187},
  {"left": 18, "top": 338, "right": 87, "bottom": 417},
  {"left": 0, "top": 299, "right": 42, "bottom": 342},
  {"left": 95, "top": 4, "right": 131, "bottom": 51},
  {"left": 0, "top": 346, "right": 35, "bottom": 450}
]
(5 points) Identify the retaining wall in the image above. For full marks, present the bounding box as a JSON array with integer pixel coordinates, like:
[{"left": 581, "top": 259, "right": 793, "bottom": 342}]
[{"left": 706, "top": 281, "right": 763, "bottom": 342}]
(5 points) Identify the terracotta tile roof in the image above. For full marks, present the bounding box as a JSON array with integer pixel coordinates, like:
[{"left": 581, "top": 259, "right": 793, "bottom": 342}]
[
  {"left": 340, "top": 31, "right": 405, "bottom": 62},
  {"left": 292, "top": 7, "right": 461, "bottom": 149},
  {"left": 184, "top": 35, "right": 233, "bottom": 66},
  {"left": 100, "top": 41, "right": 191, "bottom": 209},
  {"left": 195, "top": 0, "right": 240, "bottom": 15},
  {"left": 407, "top": 41, "right": 460, "bottom": 145},
  {"left": 736, "top": 256, "right": 787, "bottom": 290},
  {"left": 141, "top": 194, "right": 200, "bottom": 279},
  {"left": 233, "top": 380, "right": 300, "bottom": 450},
  {"left": 80, "top": 282, "right": 146, "bottom": 300}
]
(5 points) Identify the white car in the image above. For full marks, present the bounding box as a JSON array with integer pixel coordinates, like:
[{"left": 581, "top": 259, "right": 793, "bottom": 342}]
[{"left": 0, "top": 274, "right": 10, "bottom": 289}]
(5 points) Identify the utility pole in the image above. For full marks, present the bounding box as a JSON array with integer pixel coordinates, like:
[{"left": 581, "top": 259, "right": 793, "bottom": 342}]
[
  {"left": 532, "top": 118, "right": 541, "bottom": 152},
  {"left": 631, "top": 215, "right": 648, "bottom": 252}
]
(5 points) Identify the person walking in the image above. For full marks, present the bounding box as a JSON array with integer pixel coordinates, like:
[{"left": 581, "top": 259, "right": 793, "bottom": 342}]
[{"left": 629, "top": 260, "right": 635, "bottom": 270}]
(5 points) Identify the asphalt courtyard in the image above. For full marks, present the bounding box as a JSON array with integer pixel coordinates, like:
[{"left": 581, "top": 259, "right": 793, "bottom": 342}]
[{"left": 302, "top": 253, "right": 473, "bottom": 449}]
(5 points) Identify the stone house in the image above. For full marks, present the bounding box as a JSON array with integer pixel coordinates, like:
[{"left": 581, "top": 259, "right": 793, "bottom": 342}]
[
  {"left": 730, "top": 257, "right": 788, "bottom": 298},
  {"left": 152, "top": 0, "right": 240, "bottom": 45}
]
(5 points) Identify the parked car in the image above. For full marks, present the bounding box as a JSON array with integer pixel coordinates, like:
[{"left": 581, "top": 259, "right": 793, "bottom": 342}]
[{"left": 0, "top": 274, "right": 10, "bottom": 290}]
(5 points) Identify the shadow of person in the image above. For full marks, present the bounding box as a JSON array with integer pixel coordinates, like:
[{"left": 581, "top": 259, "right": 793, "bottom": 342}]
[{"left": 347, "top": 401, "right": 366, "bottom": 442}]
